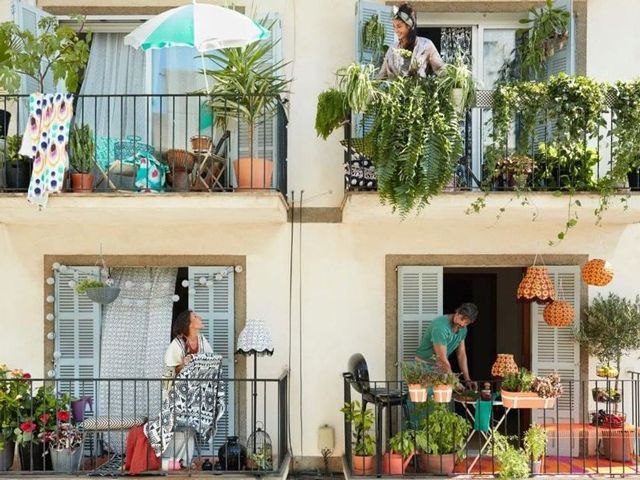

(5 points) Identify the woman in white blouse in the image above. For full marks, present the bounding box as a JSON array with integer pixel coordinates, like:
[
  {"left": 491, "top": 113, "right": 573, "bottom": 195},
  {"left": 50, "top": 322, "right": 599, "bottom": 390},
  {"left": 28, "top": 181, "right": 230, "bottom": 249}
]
[
  {"left": 164, "top": 309, "right": 213, "bottom": 380},
  {"left": 378, "top": 3, "right": 444, "bottom": 79}
]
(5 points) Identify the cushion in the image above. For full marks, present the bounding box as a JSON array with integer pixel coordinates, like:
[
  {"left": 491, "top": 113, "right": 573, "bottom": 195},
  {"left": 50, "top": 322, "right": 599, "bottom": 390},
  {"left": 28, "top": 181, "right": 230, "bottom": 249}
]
[{"left": 79, "top": 415, "right": 146, "bottom": 431}]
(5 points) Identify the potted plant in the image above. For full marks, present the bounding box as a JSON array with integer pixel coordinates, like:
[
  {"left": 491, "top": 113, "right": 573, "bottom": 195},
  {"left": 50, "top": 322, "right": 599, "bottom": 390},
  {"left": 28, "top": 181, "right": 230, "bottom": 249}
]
[
  {"left": 415, "top": 404, "right": 470, "bottom": 474},
  {"left": 207, "top": 22, "right": 291, "bottom": 190},
  {"left": 3, "top": 134, "right": 31, "bottom": 190},
  {"left": 75, "top": 278, "right": 120, "bottom": 305},
  {"left": 494, "top": 154, "right": 534, "bottom": 190},
  {"left": 47, "top": 413, "right": 83, "bottom": 473},
  {"left": 496, "top": 443, "right": 530, "bottom": 479},
  {"left": 591, "top": 387, "right": 621, "bottom": 404},
  {"left": 68, "top": 124, "right": 95, "bottom": 192},
  {"left": 429, "top": 370, "right": 460, "bottom": 404},
  {"left": 500, "top": 368, "right": 560, "bottom": 409},
  {"left": 0, "top": 366, "right": 31, "bottom": 471},
  {"left": 438, "top": 52, "right": 476, "bottom": 114},
  {"left": 383, "top": 429, "right": 415, "bottom": 475},
  {"left": 524, "top": 424, "right": 547, "bottom": 474},
  {"left": 401, "top": 361, "right": 428, "bottom": 403},
  {"left": 340, "top": 400, "right": 375, "bottom": 475}
]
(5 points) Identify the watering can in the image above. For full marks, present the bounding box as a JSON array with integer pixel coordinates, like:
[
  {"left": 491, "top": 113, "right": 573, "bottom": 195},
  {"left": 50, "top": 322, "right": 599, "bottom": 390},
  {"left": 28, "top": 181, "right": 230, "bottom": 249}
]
[{"left": 70, "top": 396, "right": 93, "bottom": 423}]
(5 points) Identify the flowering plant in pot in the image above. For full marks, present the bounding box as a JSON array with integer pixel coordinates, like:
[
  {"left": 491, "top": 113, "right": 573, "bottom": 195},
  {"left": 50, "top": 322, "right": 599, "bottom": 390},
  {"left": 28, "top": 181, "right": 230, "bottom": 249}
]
[
  {"left": 383, "top": 429, "right": 416, "bottom": 475},
  {"left": 501, "top": 368, "right": 561, "bottom": 408},
  {"left": 401, "top": 361, "right": 428, "bottom": 403},
  {"left": 340, "top": 400, "right": 375, "bottom": 475},
  {"left": 0, "top": 366, "right": 31, "bottom": 470},
  {"left": 47, "top": 413, "right": 83, "bottom": 473}
]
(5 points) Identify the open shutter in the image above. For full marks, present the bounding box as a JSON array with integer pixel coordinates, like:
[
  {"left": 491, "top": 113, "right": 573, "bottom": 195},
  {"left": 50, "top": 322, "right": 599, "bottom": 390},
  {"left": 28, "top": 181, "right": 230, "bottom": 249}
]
[
  {"left": 188, "top": 266, "right": 235, "bottom": 454},
  {"left": 544, "top": 0, "right": 575, "bottom": 78},
  {"left": 531, "top": 265, "right": 580, "bottom": 454},
  {"left": 55, "top": 266, "right": 101, "bottom": 453},
  {"left": 398, "top": 266, "right": 443, "bottom": 376}
]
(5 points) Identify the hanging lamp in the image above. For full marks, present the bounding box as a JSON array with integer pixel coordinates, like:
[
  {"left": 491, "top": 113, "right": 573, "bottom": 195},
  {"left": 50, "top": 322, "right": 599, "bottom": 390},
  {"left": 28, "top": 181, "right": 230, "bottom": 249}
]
[
  {"left": 517, "top": 265, "right": 556, "bottom": 304},
  {"left": 581, "top": 258, "right": 614, "bottom": 286}
]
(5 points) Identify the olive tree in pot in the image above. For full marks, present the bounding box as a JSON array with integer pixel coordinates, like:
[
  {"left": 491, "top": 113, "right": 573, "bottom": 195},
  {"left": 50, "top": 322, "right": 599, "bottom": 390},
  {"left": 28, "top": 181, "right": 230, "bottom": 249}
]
[
  {"left": 68, "top": 124, "right": 95, "bottom": 192},
  {"left": 206, "top": 23, "right": 291, "bottom": 190},
  {"left": 340, "top": 400, "right": 375, "bottom": 475}
]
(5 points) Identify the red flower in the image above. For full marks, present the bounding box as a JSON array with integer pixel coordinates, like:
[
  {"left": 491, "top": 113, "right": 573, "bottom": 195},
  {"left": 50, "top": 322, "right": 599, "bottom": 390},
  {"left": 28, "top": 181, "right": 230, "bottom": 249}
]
[
  {"left": 20, "top": 421, "right": 37, "bottom": 433},
  {"left": 23, "top": 373, "right": 31, "bottom": 379},
  {"left": 39, "top": 413, "right": 51, "bottom": 424},
  {"left": 56, "top": 410, "right": 70, "bottom": 422}
]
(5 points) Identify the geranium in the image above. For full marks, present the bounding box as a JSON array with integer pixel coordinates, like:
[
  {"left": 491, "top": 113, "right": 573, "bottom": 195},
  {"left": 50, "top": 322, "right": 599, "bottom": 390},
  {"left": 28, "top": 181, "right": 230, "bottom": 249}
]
[
  {"left": 0, "top": 365, "right": 32, "bottom": 449},
  {"left": 19, "top": 421, "right": 36, "bottom": 433},
  {"left": 13, "top": 385, "right": 71, "bottom": 446},
  {"left": 56, "top": 410, "right": 70, "bottom": 423}
]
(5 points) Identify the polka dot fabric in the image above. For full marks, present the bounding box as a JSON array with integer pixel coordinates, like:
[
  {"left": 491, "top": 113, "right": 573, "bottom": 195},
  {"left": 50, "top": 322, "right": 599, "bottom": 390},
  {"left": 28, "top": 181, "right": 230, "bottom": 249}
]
[
  {"left": 581, "top": 259, "right": 614, "bottom": 286},
  {"left": 20, "top": 93, "right": 74, "bottom": 207},
  {"left": 543, "top": 300, "right": 574, "bottom": 327},
  {"left": 516, "top": 266, "right": 556, "bottom": 304}
]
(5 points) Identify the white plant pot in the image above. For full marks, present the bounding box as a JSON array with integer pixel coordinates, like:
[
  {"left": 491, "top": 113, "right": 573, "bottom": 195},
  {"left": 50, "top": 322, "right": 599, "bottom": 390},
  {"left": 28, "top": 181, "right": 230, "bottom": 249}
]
[{"left": 451, "top": 89, "right": 465, "bottom": 114}]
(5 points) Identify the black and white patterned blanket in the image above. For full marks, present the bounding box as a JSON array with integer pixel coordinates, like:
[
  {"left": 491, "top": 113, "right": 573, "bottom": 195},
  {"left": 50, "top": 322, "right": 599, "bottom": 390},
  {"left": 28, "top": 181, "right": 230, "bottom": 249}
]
[{"left": 144, "top": 354, "right": 225, "bottom": 456}]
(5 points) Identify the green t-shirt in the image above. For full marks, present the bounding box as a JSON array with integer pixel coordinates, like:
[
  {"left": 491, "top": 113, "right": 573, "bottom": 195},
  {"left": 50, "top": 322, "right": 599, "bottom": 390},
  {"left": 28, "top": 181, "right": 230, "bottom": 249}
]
[{"left": 415, "top": 314, "right": 467, "bottom": 364}]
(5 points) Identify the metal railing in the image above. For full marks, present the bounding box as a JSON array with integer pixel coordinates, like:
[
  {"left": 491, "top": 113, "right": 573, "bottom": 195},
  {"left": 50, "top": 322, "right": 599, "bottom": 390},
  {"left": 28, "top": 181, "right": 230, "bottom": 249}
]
[
  {"left": 342, "top": 375, "right": 640, "bottom": 477},
  {"left": 0, "top": 373, "right": 288, "bottom": 475},
  {"left": 0, "top": 94, "right": 287, "bottom": 195},
  {"left": 343, "top": 90, "right": 636, "bottom": 194}
]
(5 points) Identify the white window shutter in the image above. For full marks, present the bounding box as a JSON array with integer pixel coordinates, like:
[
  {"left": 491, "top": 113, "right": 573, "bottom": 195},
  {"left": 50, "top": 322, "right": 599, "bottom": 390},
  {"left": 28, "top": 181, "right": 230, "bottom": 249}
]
[
  {"left": 397, "top": 266, "right": 443, "bottom": 375},
  {"left": 531, "top": 265, "right": 580, "bottom": 454},
  {"left": 544, "top": 0, "right": 575, "bottom": 78},
  {"left": 188, "top": 266, "right": 235, "bottom": 454}
]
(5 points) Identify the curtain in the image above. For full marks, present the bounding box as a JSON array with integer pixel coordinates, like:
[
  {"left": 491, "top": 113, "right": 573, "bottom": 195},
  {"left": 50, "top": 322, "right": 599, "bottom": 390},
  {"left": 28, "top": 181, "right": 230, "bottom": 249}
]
[{"left": 98, "top": 267, "right": 177, "bottom": 453}]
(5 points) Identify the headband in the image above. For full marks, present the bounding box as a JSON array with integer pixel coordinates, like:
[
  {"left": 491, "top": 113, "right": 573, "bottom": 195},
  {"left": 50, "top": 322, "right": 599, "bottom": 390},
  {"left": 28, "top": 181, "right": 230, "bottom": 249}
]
[{"left": 392, "top": 7, "right": 415, "bottom": 29}]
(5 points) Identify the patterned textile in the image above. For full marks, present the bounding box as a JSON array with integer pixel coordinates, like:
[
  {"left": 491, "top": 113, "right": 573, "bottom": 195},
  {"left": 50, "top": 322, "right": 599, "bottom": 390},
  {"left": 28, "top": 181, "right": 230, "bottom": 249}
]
[
  {"left": 19, "top": 93, "right": 73, "bottom": 207},
  {"left": 99, "top": 267, "right": 177, "bottom": 454},
  {"left": 145, "top": 354, "right": 225, "bottom": 457},
  {"left": 79, "top": 415, "right": 146, "bottom": 431},
  {"left": 341, "top": 139, "right": 377, "bottom": 191},
  {"left": 134, "top": 151, "right": 168, "bottom": 192}
]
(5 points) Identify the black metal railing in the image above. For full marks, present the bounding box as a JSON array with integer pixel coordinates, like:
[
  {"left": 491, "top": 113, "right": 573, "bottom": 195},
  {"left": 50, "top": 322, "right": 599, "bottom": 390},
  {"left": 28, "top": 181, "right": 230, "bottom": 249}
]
[
  {"left": 342, "top": 375, "right": 640, "bottom": 477},
  {"left": 0, "top": 94, "right": 287, "bottom": 195},
  {"left": 0, "top": 374, "right": 288, "bottom": 475},
  {"left": 343, "top": 90, "right": 637, "bottom": 194}
]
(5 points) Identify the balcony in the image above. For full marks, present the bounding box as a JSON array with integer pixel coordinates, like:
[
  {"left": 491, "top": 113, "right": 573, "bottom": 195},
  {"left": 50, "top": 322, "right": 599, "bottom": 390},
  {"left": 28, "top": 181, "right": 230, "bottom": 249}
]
[{"left": 0, "top": 373, "right": 288, "bottom": 476}]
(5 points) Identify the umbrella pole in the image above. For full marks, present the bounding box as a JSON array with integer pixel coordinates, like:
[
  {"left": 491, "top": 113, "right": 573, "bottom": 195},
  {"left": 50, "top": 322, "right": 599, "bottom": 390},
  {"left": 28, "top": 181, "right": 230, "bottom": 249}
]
[{"left": 200, "top": 52, "right": 210, "bottom": 94}]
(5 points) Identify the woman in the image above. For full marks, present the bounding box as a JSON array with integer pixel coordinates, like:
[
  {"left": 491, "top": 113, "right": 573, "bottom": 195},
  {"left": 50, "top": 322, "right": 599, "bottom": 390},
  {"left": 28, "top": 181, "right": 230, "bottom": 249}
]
[
  {"left": 378, "top": 3, "right": 444, "bottom": 79},
  {"left": 164, "top": 309, "right": 213, "bottom": 380}
]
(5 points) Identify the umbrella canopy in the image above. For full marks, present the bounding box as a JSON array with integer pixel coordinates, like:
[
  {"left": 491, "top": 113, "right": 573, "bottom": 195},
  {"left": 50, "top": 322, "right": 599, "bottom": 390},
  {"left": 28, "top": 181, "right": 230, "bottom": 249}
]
[{"left": 123, "top": 2, "right": 270, "bottom": 52}]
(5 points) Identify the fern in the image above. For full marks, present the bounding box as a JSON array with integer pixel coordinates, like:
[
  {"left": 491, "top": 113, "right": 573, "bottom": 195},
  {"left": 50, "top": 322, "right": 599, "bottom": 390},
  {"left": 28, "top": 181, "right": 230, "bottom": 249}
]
[{"left": 315, "top": 89, "right": 348, "bottom": 140}]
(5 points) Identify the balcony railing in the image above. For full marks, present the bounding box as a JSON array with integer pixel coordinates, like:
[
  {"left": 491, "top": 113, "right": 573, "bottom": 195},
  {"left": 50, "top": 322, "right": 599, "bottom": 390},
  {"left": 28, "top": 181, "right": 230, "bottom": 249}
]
[
  {"left": 342, "top": 374, "right": 640, "bottom": 478},
  {"left": 0, "top": 94, "right": 287, "bottom": 195},
  {"left": 343, "top": 90, "right": 638, "bottom": 194},
  {"left": 0, "top": 373, "right": 288, "bottom": 476}
]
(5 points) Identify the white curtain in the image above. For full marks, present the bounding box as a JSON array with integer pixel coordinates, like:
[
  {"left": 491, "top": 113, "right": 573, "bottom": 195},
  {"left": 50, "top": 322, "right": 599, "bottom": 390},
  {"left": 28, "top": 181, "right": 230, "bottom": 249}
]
[
  {"left": 98, "top": 267, "right": 177, "bottom": 453},
  {"left": 76, "top": 33, "right": 149, "bottom": 149}
]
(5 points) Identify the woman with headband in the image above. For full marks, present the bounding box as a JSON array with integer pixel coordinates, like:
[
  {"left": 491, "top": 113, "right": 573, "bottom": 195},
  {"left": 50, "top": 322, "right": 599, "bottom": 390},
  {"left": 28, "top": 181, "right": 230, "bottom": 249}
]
[{"left": 378, "top": 3, "right": 444, "bottom": 79}]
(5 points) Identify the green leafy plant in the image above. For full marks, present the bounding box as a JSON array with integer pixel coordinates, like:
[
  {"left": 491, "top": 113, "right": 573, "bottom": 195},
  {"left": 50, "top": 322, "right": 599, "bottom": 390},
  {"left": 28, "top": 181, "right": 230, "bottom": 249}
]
[
  {"left": 576, "top": 293, "right": 640, "bottom": 380},
  {"left": 401, "top": 361, "right": 427, "bottom": 385},
  {"left": 4, "top": 134, "right": 29, "bottom": 164},
  {"left": 340, "top": 400, "right": 375, "bottom": 456},
  {"left": 249, "top": 447, "right": 273, "bottom": 471},
  {"left": 524, "top": 424, "right": 547, "bottom": 462},
  {"left": 0, "top": 16, "right": 91, "bottom": 93},
  {"left": 415, "top": 404, "right": 470, "bottom": 457},
  {"left": 336, "top": 63, "right": 377, "bottom": 114},
  {"left": 438, "top": 52, "right": 476, "bottom": 113},
  {"left": 533, "top": 142, "right": 599, "bottom": 191},
  {"left": 69, "top": 123, "right": 95, "bottom": 174},
  {"left": 14, "top": 385, "right": 70, "bottom": 446},
  {"left": 496, "top": 443, "right": 530, "bottom": 479},
  {"left": 315, "top": 88, "right": 348, "bottom": 140},
  {"left": 0, "top": 366, "right": 31, "bottom": 449},
  {"left": 361, "top": 14, "right": 385, "bottom": 65},
  {"left": 502, "top": 368, "right": 534, "bottom": 393},
  {"left": 388, "top": 429, "right": 416, "bottom": 457},
  {"left": 592, "top": 387, "right": 621, "bottom": 403},
  {"left": 429, "top": 370, "right": 461, "bottom": 388},
  {"left": 74, "top": 278, "right": 105, "bottom": 295},
  {"left": 608, "top": 80, "right": 640, "bottom": 181}
]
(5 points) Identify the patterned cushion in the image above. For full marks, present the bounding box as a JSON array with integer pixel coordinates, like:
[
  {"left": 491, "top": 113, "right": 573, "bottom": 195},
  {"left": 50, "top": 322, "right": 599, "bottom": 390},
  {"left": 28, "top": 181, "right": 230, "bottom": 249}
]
[{"left": 79, "top": 415, "right": 146, "bottom": 431}]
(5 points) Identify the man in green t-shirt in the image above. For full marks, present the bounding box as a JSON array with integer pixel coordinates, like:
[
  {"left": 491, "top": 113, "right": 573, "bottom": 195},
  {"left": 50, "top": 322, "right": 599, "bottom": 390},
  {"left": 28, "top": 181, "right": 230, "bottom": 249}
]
[{"left": 415, "top": 302, "right": 478, "bottom": 390}]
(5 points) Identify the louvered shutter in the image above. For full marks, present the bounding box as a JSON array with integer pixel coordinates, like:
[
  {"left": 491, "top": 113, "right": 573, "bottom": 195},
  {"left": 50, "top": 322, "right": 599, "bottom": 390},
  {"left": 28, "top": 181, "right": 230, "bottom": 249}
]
[
  {"left": 544, "top": 0, "right": 575, "bottom": 78},
  {"left": 531, "top": 265, "right": 580, "bottom": 454},
  {"left": 55, "top": 266, "right": 101, "bottom": 453},
  {"left": 236, "top": 18, "right": 281, "bottom": 187},
  {"left": 188, "top": 267, "right": 235, "bottom": 455},
  {"left": 397, "top": 266, "right": 443, "bottom": 376},
  {"left": 354, "top": 1, "right": 394, "bottom": 136}
]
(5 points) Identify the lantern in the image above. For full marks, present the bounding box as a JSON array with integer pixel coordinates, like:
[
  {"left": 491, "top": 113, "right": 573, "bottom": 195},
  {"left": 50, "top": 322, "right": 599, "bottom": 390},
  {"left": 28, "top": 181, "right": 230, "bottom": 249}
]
[
  {"left": 247, "top": 424, "right": 273, "bottom": 471},
  {"left": 516, "top": 266, "right": 556, "bottom": 304},
  {"left": 581, "top": 259, "right": 614, "bottom": 286},
  {"left": 543, "top": 300, "right": 574, "bottom": 327},
  {"left": 491, "top": 354, "right": 518, "bottom": 378}
]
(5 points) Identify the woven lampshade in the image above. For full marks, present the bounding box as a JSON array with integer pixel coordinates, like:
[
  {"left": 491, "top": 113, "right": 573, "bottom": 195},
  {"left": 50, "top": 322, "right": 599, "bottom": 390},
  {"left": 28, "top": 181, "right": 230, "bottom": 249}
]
[
  {"left": 581, "top": 259, "right": 614, "bottom": 286},
  {"left": 491, "top": 354, "right": 518, "bottom": 378},
  {"left": 543, "top": 300, "right": 574, "bottom": 327},
  {"left": 516, "top": 266, "right": 556, "bottom": 304}
]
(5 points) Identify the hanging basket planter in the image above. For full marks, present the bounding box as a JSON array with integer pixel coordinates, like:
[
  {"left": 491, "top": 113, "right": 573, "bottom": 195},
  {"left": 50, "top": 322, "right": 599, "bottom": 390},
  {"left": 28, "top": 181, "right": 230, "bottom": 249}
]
[
  {"left": 85, "top": 286, "right": 120, "bottom": 304},
  {"left": 581, "top": 259, "right": 614, "bottom": 286},
  {"left": 517, "top": 266, "right": 556, "bottom": 304},
  {"left": 543, "top": 300, "right": 574, "bottom": 327}
]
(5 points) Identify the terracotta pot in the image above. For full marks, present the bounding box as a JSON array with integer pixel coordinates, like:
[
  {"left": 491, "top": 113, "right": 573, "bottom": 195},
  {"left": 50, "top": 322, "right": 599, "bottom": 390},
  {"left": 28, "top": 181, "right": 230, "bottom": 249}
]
[
  {"left": 351, "top": 454, "right": 374, "bottom": 475},
  {"left": 170, "top": 169, "right": 190, "bottom": 192},
  {"left": 419, "top": 453, "right": 456, "bottom": 475},
  {"left": 433, "top": 385, "right": 453, "bottom": 403},
  {"left": 501, "top": 390, "right": 556, "bottom": 409},
  {"left": 602, "top": 433, "right": 635, "bottom": 462},
  {"left": 70, "top": 173, "right": 94, "bottom": 192},
  {"left": 408, "top": 384, "right": 428, "bottom": 403},
  {"left": 383, "top": 452, "right": 414, "bottom": 475},
  {"left": 234, "top": 157, "right": 273, "bottom": 190}
]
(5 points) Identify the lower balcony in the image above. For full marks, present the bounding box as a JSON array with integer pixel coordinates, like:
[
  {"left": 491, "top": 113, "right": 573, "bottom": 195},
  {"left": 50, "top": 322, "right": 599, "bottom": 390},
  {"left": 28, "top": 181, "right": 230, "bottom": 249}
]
[{"left": 0, "top": 373, "right": 289, "bottom": 478}]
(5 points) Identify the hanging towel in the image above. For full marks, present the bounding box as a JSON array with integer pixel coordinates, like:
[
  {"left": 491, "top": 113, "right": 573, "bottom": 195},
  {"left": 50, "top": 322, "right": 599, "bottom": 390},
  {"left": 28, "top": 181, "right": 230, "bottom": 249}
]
[
  {"left": 125, "top": 424, "right": 161, "bottom": 475},
  {"left": 474, "top": 399, "right": 492, "bottom": 433},
  {"left": 20, "top": 93, "right": 74, "bottom": 207}
]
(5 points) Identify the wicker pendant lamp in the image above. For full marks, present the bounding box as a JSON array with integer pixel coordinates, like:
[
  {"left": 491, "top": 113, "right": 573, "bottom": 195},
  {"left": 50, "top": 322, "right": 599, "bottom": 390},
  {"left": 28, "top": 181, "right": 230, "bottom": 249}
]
[
  {"left": 517, "top": 265, "right": 556, "bottom": 304},
  {"left": 581, "top": 259, "right": 614, "bottom": 286}
]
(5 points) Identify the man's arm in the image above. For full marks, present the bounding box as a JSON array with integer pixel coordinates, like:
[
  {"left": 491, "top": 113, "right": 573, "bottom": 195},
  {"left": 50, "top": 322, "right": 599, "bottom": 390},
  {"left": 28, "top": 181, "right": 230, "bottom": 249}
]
[
  {"left": 433, "top": 343, "right": 452, "bottom": 372},
  {"left": 456, "top": 341, "right": 477, "bottom": 389}
]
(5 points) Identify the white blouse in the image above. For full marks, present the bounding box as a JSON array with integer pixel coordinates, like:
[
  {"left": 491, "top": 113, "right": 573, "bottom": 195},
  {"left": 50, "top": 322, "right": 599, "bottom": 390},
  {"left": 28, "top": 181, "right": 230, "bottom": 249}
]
[{"left": 378, "top": 37, "right": 445, "bottom": 79}]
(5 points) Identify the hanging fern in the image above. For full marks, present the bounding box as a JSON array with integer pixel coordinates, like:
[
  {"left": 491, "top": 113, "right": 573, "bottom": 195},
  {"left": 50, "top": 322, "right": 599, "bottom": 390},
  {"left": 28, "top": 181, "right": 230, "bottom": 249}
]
[
  {"left": 315, "top": 88, "right": 348, "bottom": 140},
  {"left": 362, "top": 14, "right": 386, "bottom": 65}
]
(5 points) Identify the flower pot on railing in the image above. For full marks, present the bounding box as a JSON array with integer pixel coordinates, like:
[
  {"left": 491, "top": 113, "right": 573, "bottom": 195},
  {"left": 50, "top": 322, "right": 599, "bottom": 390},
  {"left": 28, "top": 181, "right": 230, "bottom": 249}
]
[
  {"left": 382, "top": 452, "right": 414, "bottom": 475},
  {"left": 408, "top": 384, "right": 428, "bottom": 403},
  {"left": 351, "top": 454, "right": 374, "bottom": 475},
  {"left": 50, "top": 447, "right": 82, "bottom": 473},
  {"left": 234, "top": 158, "right": 273, "bottom": 190},
  {"left": 19, "top": 443, "right": 52, "bottom": 471},
  {"left": 500, "top": 390, "right": 556, "bottom": 409},
  {"left": 433, "top": 385, "right": 453, "bottom": 403},
  {"left": 0, "top": 440, "right": 14, "bottom": 471},
  {"left": 420, "top": 453, "right": 456, "bottom": 475}
]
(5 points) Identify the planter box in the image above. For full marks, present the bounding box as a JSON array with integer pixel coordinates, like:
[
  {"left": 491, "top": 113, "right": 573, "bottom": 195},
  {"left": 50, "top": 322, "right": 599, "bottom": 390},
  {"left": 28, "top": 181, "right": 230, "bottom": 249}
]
[
  {"left": 501, "top": 390, "right": 556, "bottom": 409},
  {"left": 433, "top": 385, "right": 453, "bottom": 403},
  {"left": 408, "top": 384, "right": 427, "bottom": 403}
]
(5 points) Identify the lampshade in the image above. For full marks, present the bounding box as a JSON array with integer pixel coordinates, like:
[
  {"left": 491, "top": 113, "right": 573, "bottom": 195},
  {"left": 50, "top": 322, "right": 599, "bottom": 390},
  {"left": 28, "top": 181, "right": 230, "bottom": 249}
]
[
  {"left": 581, "top": 259, "right": 614, "bottom": 286},
  {"left": 516, "top": 266, "right": 556, "bottom": 304},
  {"left": 236, "top": 319, "right": 274, "bottom": 356},
  {"left": 491, "top": 354, "right": 518, "bottom": 378},
  {"left": 543, "top": 300, "right": 574, "bottom": 327}
]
